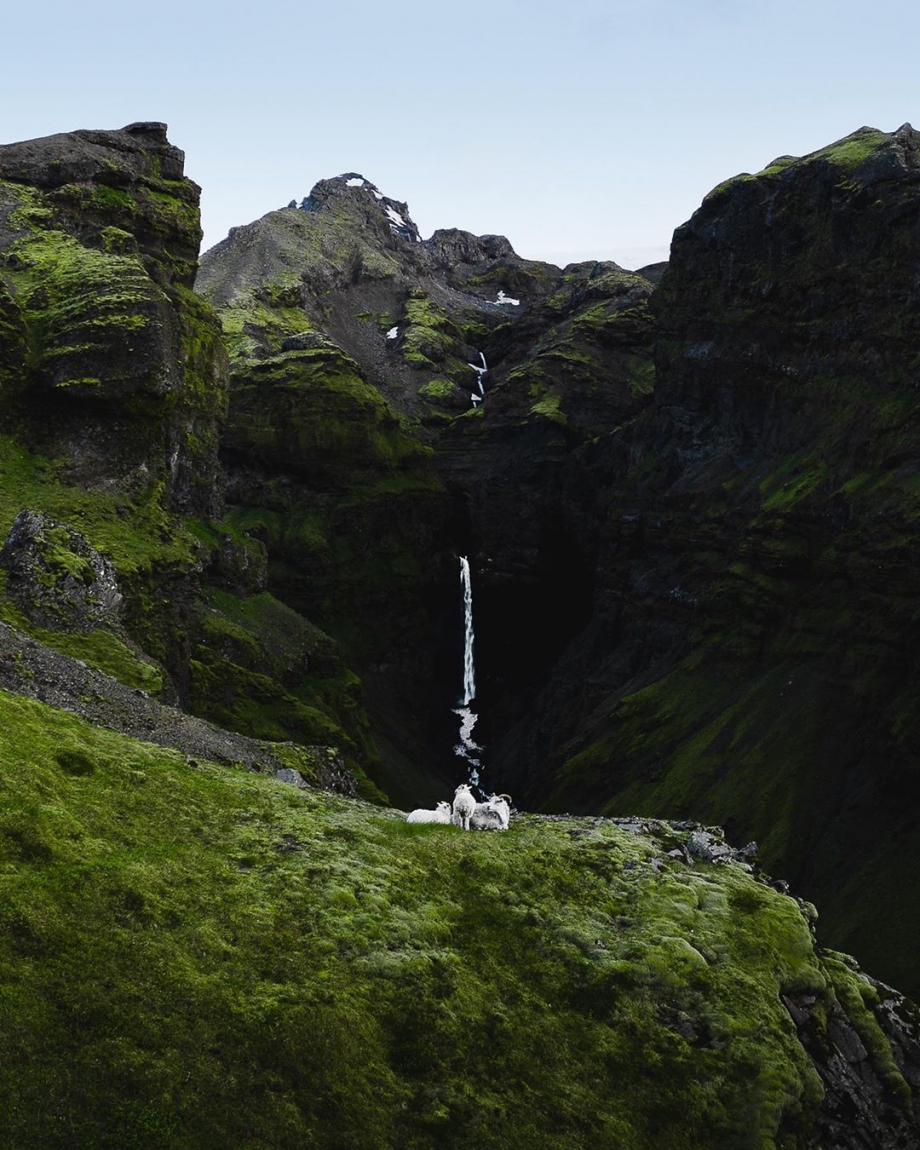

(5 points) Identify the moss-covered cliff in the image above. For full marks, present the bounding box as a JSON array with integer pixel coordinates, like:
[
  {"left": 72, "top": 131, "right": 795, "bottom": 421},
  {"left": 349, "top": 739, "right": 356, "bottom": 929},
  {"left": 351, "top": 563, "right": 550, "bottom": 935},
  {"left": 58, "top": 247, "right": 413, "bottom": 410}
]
[
  {"left": 0, "top": 125, "right": 383, "bottom": 793},
  {"left": 450, "top": 124, "right": 920, "bottom": 1001},
  {"left": 1, "top": 688, "right": 918, "bottom": 1149}
]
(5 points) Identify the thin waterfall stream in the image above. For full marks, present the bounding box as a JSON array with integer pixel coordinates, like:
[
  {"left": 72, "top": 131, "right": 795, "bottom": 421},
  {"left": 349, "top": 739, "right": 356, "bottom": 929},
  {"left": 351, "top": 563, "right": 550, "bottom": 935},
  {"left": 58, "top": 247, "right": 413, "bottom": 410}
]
[{"left": 453, "top": 555, "right": 483, "bottom": 787}]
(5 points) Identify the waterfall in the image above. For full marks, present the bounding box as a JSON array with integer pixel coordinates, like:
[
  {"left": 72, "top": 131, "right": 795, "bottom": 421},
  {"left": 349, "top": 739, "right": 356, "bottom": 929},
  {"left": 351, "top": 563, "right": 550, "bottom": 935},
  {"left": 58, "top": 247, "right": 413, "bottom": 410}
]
[
  {"left": 453, "top": 555, "right": 482, "bottom": 784},
  {"left": 460, "top": 555, "right": 475, "bottom": 704},
  {"left": 468, "top": 351, "right": 487, "bottom": 405}
]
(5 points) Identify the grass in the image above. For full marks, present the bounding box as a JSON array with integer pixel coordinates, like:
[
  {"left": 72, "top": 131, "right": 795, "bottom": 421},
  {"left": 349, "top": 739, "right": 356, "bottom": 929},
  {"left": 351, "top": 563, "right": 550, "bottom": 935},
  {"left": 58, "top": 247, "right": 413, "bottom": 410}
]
[{"left": 2, "top": 686, "right": 911, "bottom": 1147}]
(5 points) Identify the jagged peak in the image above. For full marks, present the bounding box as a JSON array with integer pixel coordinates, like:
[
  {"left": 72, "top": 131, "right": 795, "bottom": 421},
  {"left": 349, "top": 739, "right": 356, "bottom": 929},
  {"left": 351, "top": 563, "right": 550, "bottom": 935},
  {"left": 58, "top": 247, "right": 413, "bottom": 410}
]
[{"left": 297, "top": 172, "right": 421, "bottom": 242}]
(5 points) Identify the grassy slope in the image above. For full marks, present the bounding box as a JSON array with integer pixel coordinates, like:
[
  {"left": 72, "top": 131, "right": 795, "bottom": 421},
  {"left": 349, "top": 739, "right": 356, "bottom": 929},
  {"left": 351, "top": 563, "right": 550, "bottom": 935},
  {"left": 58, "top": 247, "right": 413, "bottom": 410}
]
[{"left": 1, "top": 689, "right": 913, "bottom": 1149}]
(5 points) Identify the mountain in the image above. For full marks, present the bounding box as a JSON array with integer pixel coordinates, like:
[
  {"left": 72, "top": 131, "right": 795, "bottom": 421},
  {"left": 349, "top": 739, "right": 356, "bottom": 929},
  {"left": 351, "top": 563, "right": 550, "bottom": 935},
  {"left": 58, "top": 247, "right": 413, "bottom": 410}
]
[{"left": 1, "top": 121, "right": 919, "bottom": 1147}]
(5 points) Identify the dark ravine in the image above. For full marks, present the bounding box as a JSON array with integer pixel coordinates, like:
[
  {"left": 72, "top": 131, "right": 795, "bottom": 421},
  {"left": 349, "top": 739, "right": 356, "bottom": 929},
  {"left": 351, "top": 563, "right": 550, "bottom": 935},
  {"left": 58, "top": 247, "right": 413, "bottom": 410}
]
[
  {"left": 456, "top": 124, "right": 920, "bottom": 1003},
  {"left": 1, "top": 121, "right": 919, "bottom": 1146}
]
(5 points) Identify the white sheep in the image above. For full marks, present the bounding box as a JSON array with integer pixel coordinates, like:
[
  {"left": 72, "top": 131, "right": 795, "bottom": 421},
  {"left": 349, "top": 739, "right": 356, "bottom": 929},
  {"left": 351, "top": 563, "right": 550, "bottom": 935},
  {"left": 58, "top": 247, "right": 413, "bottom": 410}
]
[
  {"left": 452, "top": 783, "right": 476, "bottom": 830},
  {"left": 470, "top": 793, "right": 512, "bottom": 832},
  {"left": 406, "top": 800, "right": 452, "bottom": 825}
]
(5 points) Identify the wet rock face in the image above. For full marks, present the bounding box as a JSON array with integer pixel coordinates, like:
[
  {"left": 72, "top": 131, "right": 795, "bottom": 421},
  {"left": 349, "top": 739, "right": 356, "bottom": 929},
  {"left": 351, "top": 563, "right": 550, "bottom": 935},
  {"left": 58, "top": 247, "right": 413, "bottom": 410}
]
[
  {"left": 474, "top": 125, "right": 920, "bottom": 1001},
  {"left": 0, "top": 122, "right": 226, "bottom": 515},
  {"left": 0, "top": 510, "right": 122, "bottom": 632},
  {"left": 654, "top": 123, "right": 920, "bottom": 452}
]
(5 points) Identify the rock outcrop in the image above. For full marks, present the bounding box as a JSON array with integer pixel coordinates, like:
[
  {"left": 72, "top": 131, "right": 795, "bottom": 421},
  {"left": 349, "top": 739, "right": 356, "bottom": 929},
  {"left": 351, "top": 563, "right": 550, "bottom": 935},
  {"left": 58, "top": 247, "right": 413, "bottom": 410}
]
[{"left": 0, "top": 121, "right": 226, "bottom": 515}]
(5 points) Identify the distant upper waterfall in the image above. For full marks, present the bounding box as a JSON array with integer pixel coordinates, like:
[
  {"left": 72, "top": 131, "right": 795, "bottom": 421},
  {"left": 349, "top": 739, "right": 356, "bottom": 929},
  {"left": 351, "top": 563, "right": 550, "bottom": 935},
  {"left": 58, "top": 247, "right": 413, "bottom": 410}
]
[
  {"left": 454, "top": 555, "right": 482, "bottom": 782},
  {"left": 468, "top": 352, "right": 487, "bottom": 405}
]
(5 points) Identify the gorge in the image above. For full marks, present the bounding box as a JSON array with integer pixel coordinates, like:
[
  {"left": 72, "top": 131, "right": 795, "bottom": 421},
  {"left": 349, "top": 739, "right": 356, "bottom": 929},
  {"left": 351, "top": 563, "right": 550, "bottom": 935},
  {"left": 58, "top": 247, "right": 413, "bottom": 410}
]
[{"left": 0, "top": 120, "right": 919, "bottom": 1148}]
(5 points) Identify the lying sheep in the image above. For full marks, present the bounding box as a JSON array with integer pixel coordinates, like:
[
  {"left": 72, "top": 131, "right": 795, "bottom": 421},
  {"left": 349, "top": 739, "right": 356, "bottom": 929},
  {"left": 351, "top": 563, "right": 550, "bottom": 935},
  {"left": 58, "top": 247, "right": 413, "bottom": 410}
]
[
  {"left": 470, "top": 793, "right": 512, "bottom": 832},
  {"left": 452, "top": 783, "right": 476, "bottom": 830},
  {"left": 488, "top": 793, "right": 512, "bottom": 830},
  {"left": 406, "top": 800, "right": 452, "bottom": 824}
]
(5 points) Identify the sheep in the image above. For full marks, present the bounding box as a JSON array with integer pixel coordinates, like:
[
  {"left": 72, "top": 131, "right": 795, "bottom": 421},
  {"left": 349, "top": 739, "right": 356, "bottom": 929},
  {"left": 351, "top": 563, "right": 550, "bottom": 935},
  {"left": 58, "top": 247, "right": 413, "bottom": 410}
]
[
  {"left": 452, "top": 783, "right": 476, "bottom": 830},
  {"left": 406, "top": 800, "right": 452, "bottom": 825},
  {"left": 488, "top": 793, "right": 512, "bottom": 831},
  {"left": 469, "top": 793, "right": 513, "bottom": 832}
]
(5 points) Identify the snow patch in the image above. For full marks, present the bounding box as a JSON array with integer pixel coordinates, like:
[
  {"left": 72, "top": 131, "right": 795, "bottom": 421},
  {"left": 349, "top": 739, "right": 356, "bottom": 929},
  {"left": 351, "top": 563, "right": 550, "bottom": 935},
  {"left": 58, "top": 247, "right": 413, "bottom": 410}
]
[
  {"left": 496, "top": 290, "right": 520, "bottom": 306},
  {"left": 373, "top": 190, "right": 383, "bottom": 200},
  {"left": 345, "top": 177, "right": 365, "bottom": 188},
  {"left": 385, "top": 205, "right": 407, "bottom": 229},
  {"left": 386, "top": 326, "right": 399, "bottom": 340}
]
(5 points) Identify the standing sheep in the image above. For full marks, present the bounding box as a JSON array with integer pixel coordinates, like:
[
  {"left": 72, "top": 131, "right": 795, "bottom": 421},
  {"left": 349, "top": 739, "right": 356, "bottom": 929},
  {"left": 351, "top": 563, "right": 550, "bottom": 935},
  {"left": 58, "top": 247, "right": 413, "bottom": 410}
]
[{"left": 452, "top": 783, "right": 476, "bottom": 830}]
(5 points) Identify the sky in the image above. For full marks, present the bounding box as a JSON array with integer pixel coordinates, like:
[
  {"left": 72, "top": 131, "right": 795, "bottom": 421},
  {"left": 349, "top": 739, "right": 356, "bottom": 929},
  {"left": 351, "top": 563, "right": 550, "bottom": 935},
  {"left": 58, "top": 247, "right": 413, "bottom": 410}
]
[{"left": 3, "top": 0, "right": 920, "bottom": 270}]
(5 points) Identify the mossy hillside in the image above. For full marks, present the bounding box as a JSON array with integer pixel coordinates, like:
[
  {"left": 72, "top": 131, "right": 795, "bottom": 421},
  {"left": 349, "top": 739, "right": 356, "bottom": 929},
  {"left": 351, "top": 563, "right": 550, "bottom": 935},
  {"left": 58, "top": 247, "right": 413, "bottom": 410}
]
[
  {"left": 0, "top": 572, "right": 162, "bottom": 693},
  {"left": 186, "top": 585, "right": 381, "bottom": 781},
  {"left": 0, "top": 434, "right": 202, "bottom": 669},
  {"left": 4, "top": 686, "right": 913, "bottom": 1148},
  {"left": 223, "top": 346, "right": 432, "bottom": 487}
]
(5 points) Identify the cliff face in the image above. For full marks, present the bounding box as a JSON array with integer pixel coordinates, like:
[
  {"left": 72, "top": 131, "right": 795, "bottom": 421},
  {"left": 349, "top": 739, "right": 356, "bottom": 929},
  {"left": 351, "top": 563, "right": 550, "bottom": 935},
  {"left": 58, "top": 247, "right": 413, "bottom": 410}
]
[
  {"left": 1, "top": 120, "right": 920, "bottom": 1147},
  {"left": 0, "top": 122, "right": 226, "bottom": 515},
  {"left": 194, "top": 177, "right": 656, "bottom": 799},
  {"left": 0, "top": 125, "right": 381, "bottom": 798},
  {"left": 453, "top": 125, "right": 920, "bottom": 999}
]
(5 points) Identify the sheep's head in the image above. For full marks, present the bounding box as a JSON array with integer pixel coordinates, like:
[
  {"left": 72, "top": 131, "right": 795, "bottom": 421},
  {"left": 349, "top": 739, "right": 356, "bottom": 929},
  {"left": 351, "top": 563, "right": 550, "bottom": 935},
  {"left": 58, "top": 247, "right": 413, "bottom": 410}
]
[
  {"left": 436, "top": 801, "right": 451, "bottom": 812},
  {"left": 454, "top": 783, "right": 472, "bottom": 795},
  {"left": 490, "top": 793, "right": 512, "bottom": 805}
]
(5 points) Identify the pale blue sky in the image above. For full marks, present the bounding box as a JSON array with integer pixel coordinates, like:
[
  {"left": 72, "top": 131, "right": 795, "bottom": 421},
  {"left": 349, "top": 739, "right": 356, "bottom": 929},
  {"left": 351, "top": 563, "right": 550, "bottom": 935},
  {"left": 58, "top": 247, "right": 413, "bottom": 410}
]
[{"left": 3, "top": 1, "right": 919, "bottom": 269}]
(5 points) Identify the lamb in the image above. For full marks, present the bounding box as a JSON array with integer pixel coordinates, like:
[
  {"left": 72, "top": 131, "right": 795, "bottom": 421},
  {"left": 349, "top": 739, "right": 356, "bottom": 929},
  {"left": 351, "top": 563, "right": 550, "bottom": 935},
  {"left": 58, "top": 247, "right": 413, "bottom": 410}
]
[
  {"left": 470, "top": 793, "right": 512, "bottom": 832},
  {"left": 406, "top": 800, "right": 452, "bottom": 825},
  {"left": 451, "top": 783, "right": 476, "bottom": 830}
]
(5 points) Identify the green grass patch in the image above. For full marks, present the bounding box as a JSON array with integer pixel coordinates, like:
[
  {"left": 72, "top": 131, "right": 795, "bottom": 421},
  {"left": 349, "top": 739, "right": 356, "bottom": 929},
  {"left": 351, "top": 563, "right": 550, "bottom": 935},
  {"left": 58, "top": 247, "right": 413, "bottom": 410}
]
[{"left": 4, "top": 687, "right": 893, "bottom": 1146}]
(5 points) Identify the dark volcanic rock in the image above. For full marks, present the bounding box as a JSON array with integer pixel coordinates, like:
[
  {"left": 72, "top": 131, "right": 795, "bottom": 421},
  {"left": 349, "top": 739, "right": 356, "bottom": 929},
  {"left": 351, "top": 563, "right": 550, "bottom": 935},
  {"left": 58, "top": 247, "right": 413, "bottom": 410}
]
[
  {"left": 470, "top": 124, "right": 920, "bottom": 1001},
  {"left": 0, "top": 122, "right": 226, "bottom": 515},
  {"left": 0, "top": 509, "right": 122, "bottom": 631}
]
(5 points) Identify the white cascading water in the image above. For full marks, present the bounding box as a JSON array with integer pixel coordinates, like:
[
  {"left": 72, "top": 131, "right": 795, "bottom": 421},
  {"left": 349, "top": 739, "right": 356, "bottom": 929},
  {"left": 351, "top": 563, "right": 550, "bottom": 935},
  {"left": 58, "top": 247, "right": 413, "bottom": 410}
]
[
  {"left": 468, "top": 351, "right": 487, "bottom": 405},
  {"left": 453, "top": 555, "right": 482, "bottom": 785}
]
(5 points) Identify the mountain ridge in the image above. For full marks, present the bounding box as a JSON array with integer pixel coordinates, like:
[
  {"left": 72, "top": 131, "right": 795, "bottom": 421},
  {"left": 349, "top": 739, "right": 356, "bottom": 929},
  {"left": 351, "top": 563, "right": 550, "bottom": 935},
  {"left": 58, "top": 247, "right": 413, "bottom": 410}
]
[{"left": 1, "top": 120, "right": 920, "bottom": 1146}]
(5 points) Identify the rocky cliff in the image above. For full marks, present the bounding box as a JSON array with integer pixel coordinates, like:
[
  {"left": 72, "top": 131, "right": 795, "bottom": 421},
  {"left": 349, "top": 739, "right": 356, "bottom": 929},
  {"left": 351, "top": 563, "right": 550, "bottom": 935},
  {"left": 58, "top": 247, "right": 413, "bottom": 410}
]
[
  {"left": 441, "top": 125, "right": 920, "bottom": 1002},
  {"left": 1, "top": 121, "right": 920, "bottom": 1147},
  {"left": 0, "top": 125, "right": 382, "bottom": 798},
  {"left": 194, "top": 175, "right": 657, "bottom": 799}
]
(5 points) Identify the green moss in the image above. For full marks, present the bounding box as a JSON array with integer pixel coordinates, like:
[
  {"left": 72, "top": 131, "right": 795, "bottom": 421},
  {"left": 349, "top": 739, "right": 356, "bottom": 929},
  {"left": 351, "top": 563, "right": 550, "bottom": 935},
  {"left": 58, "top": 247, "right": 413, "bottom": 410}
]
[
  {"left": 419, "top": 378, "right": 457, "bottom": 401},
  {"left": 0, "top": 438, "right": 197, "bottom": 577},
  {"left": 822, "top": 954, "right": 912, "bottom": 1107},
  {"left": 5, "top": 687, "right": 895, "bottom": 1147},
  {"left": 809, "top": 131, "right": 889, "bottom": 169},
  {"left": 6, "top": 225, "right": 160, "bottom": 387},
  {"left": 529, "top": 390, "right": 568, "bottom": 425}
]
